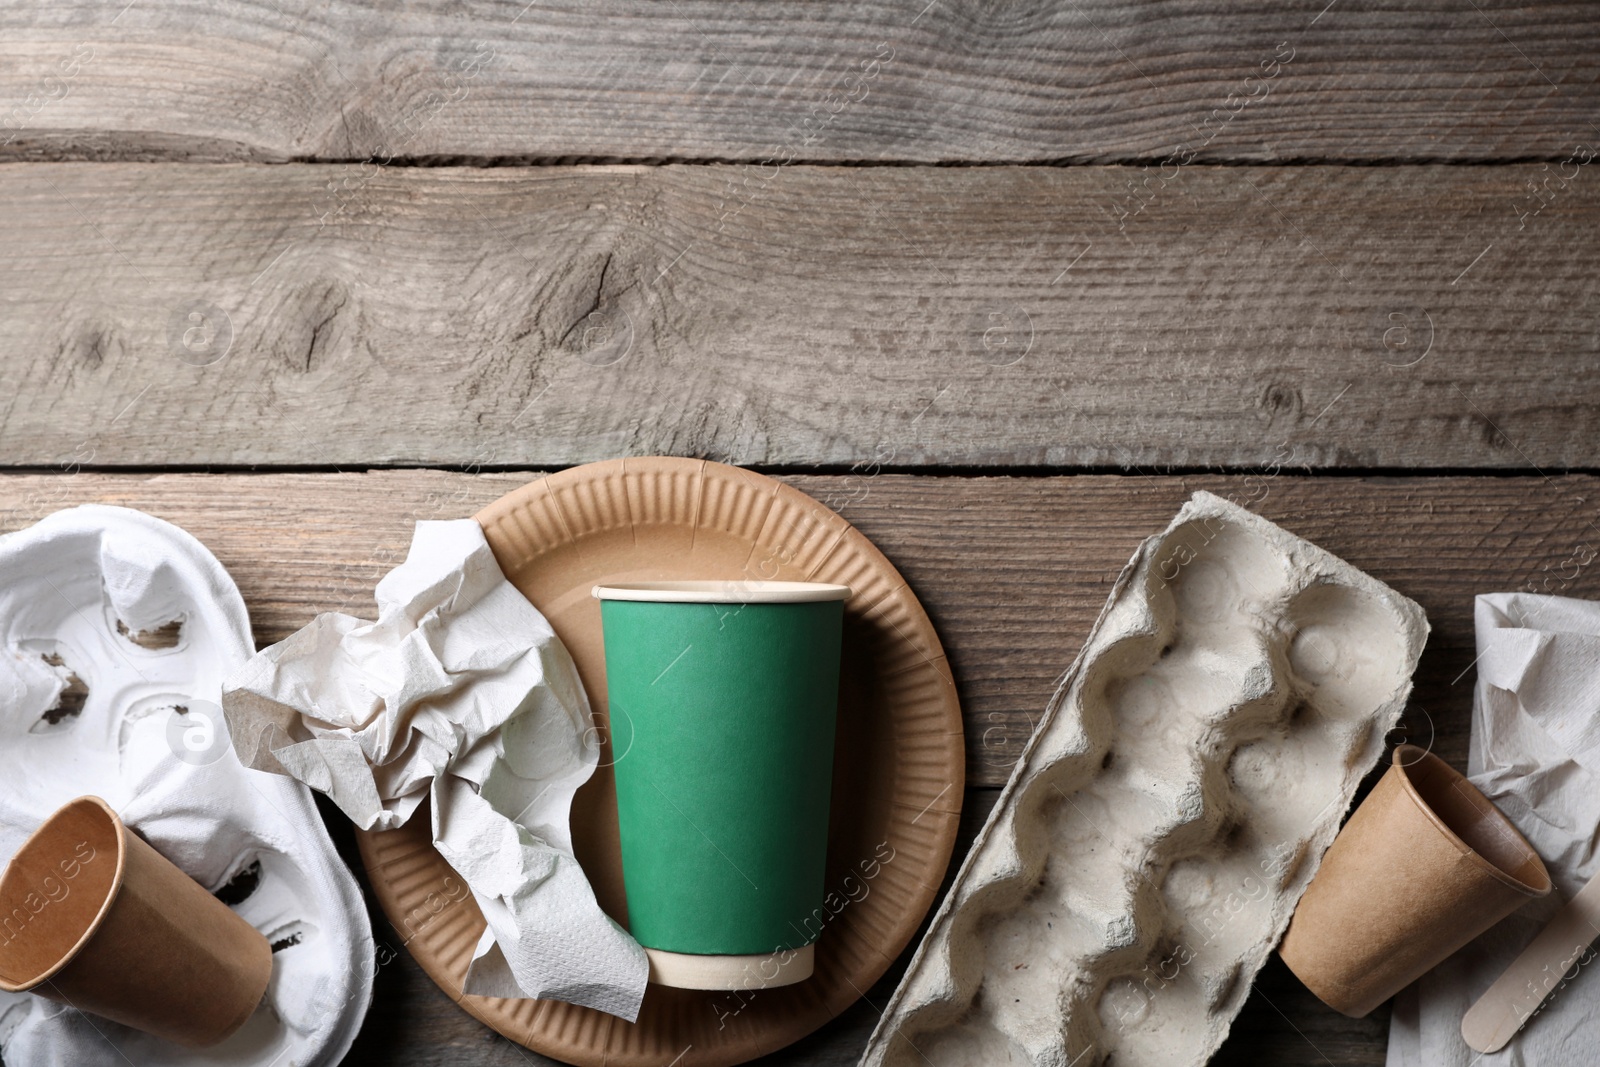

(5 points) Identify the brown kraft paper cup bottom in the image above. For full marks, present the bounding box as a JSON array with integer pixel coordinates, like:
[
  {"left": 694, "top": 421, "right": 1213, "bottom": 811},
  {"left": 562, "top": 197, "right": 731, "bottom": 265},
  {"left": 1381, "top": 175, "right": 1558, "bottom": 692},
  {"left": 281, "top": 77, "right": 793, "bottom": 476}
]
[
  {"left": 0, "top": 795, "right": 274, "bottom": 1047},
  {"left": 1279, "top": 745, "right": 1550, "bottom": 1018}
]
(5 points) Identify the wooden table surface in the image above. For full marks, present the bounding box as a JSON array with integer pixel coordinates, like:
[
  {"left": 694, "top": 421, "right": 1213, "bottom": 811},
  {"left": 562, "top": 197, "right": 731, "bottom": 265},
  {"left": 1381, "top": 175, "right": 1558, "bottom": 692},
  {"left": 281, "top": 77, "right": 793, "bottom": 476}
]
[{"left": 3, "top": 2, "right": 1598, "bottom": 1064}]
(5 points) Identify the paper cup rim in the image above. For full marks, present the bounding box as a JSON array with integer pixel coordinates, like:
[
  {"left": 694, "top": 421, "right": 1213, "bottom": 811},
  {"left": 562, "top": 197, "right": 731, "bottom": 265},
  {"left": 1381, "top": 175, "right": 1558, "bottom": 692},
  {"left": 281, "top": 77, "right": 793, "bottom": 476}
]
[
  {"left": 1391, "top": 745, "right": 1551, "bottom": 898},
  {"left": 0, "top": 795, "right": 128, "bottom": 993},
  {"left": 592, "top": 580, "right": 852, "bottom": 604}
]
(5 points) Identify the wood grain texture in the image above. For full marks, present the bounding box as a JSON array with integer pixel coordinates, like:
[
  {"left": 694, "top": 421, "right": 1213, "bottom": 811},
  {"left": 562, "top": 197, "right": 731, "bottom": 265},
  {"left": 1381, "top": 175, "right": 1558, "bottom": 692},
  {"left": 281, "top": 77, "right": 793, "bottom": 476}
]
[
  {"left": 4, "top": 163, "right": 1599, "bottom": 470},
  {"left": 0, "top": 1, "right": 1596, "bottom": 164},
  {"left": 5, "top": 468, "right": 1583, "bottom": 1065},
  {"left": 3, "top": 470, "right": 1597, "bottom": 790}
]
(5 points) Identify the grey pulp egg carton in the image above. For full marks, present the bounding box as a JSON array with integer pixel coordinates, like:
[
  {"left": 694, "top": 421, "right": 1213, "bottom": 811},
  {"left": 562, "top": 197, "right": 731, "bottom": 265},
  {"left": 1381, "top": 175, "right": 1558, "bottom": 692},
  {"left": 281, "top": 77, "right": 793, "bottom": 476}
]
[{"left": 861, "top": 491, "right": 1428, "bottom": 1067}]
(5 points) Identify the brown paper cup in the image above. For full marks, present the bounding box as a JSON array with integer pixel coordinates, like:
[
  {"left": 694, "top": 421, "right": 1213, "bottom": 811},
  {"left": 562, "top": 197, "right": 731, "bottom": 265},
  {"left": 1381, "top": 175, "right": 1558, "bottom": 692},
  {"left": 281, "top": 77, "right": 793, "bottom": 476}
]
[
  {"left": 1279, "top": 745, "right": 1550, "bottom": 1017},
  {"left": 0, "top": 796, "right": 273, "bottom": 1047}
]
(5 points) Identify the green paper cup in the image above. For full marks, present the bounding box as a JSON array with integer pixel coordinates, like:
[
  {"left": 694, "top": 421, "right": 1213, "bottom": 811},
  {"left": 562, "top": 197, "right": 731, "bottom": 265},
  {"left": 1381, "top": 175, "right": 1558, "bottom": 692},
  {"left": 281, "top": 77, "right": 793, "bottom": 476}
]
[{"left": 593, "top": 580, "right": 850, "bottom": 990}]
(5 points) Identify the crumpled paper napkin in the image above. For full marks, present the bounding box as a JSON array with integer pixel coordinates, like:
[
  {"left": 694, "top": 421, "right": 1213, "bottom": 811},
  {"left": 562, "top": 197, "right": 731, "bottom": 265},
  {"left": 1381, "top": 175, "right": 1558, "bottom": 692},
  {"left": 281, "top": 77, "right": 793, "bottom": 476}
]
[
  {"left": 1388, "top": 592, "right": 1600, "bottom": 1066},
  {"left": 222, "top": 519, "right": 648, "bottom": 1020}
]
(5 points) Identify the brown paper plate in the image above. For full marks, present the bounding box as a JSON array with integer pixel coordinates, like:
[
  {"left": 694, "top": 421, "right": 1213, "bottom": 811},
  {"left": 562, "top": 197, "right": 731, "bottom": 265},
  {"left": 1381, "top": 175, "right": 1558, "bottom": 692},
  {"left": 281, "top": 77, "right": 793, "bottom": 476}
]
[{"left": 355, "top": 457, "right": 965, "bottom": 1067}]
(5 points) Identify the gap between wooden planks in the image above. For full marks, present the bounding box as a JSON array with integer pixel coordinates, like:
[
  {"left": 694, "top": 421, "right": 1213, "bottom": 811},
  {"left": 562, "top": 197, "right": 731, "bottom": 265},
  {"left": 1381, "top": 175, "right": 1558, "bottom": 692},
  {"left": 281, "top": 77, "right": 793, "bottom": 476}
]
[
  {"left": 3, "top": 470, "right": 1598, "bottom": 789},
  {"left": 2, "top": 163, "right": 1597, "bottom": 470},
  {"left": 0, "top": 0, "right": 1594, "bottom": 163}
]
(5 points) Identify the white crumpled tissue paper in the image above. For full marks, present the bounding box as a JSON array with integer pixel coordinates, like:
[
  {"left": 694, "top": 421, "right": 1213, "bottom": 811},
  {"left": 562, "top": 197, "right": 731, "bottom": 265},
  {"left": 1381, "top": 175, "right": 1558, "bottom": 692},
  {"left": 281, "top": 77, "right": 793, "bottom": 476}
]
[
  {"left": 222, "top": 519, "right": 649, "bottom": 1020},
  {"left": 1389, "top": 591, "right": 1600, "bottom": 1066}
]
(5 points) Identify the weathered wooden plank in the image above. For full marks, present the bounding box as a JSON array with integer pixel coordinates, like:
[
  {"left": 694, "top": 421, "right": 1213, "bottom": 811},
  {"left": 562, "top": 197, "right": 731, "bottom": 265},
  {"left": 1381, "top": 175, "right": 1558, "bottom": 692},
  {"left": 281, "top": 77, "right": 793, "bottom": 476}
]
[
  {"left": 0, "top": 1, "right": 1595, "bottom": 164},
  {"left": 1216, "top": 956, "right": 1389, "bottom": 1067},
  {"left": 3, "top": 470, "right": 1598, "bottom": 790},
  {"left": 4, "top": 163, "right": 1598, "bottom": 469},
  {"left": 7, "top": 469, "right": 1583, "bottom": 1065}
]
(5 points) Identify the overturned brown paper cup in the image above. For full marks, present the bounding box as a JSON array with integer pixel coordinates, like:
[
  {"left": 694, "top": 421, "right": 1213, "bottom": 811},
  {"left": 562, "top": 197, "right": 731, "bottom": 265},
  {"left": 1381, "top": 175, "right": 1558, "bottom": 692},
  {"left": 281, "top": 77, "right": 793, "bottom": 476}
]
[
  {"left": 1280, "top": 745, "right": 1550, "bottom": 1017},
  {"left": 0, "top": 795, "right": 273, "bottom": 1047}
]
